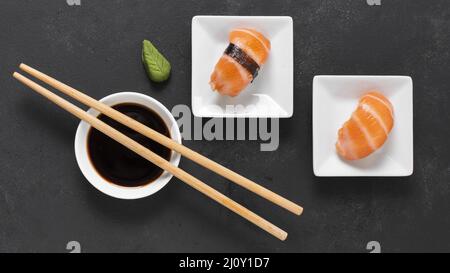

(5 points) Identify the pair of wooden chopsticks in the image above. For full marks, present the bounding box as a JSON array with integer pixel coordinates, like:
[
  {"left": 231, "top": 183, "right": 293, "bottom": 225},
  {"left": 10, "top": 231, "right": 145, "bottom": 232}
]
[{"left": 13, "top": 64, "right": 303, "bottom": 241}]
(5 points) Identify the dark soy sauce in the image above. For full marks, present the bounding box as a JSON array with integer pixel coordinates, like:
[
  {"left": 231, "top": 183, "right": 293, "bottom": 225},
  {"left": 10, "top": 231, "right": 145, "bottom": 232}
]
[{"left": 87, "top": 103, "right": 171, "bottom": 187}]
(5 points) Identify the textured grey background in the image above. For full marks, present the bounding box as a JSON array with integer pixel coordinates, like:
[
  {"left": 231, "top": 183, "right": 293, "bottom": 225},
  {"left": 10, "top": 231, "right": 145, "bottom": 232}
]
[{"left": 0, "top": 0, "right": 449, "bottom": 253}]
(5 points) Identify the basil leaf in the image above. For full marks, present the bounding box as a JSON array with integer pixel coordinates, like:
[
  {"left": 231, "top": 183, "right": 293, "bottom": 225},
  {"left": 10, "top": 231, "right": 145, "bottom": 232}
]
[{"left": 142, "top": 40, "right": 171, "bottom": 82}]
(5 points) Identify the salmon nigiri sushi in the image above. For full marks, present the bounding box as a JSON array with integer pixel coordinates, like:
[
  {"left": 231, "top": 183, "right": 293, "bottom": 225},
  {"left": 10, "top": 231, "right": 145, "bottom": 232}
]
[
  {"left": 336, "top": 91, "right": 394, "bottom": 160},
  {"left": 210, "top": 28, "right": 271, "bottom": 97}
]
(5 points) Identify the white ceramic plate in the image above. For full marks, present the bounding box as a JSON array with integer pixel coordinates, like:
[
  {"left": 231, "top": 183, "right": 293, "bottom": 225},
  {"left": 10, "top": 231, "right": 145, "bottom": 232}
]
[
  {"left": 313, "top": 76, "right": 413, "bottom": 177},
  {"left": 191, "top": 16, "right": 293, "bottom": 118},
  {"left": 74, "top": 92, "right": 182, "bottom": 199}
]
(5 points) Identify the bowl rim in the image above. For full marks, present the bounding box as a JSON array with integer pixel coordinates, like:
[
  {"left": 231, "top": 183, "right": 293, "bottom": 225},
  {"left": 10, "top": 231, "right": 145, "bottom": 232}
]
[{"left": 74, "top": 91, "right": 181, "bottom": 199}]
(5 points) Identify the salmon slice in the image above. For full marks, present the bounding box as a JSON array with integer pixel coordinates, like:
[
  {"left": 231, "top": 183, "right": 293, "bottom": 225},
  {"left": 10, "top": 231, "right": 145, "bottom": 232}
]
[
  {"left": 229, "top": 28, "right": 271, "bottom": 65},
  {"left": 210, "top": 55, "right": 252, "bottom": 97},
  {"left": 210, "top": 28, "right": 271, "bottom": 97},
  {"left": 336, "top": 91, "right": 394, "bottom": 160}
]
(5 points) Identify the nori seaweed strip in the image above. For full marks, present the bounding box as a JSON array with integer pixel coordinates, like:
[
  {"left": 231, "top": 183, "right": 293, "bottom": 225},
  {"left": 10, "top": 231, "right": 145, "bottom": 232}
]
[{"left": 224, "top": 43, "right": 260, "bottom": 80}]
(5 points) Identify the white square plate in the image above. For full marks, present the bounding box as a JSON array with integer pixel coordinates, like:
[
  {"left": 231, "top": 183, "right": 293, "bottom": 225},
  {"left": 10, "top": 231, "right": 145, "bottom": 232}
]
[
  {"left": 191, "top": 16, "right": 293, "bottom": 118},
  {"left": 313, "top": 76, "right": 414, "bottom": 177}
]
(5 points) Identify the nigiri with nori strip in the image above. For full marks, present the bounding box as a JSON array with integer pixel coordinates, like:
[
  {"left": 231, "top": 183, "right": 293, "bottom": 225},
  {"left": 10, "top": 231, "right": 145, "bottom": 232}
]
[{"left": 210, "top": 28, "right": 271, "bottom": 97}]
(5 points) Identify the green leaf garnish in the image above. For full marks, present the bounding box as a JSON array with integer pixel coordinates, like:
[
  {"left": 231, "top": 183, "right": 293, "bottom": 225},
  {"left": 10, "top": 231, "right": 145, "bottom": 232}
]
[{"left": 142, "top": 40, "right": 171, "bottom": 82}]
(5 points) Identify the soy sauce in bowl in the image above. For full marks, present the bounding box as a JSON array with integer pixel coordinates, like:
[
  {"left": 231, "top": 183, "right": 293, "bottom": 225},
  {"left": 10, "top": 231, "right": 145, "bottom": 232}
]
[{"left": 87, "top": 103, "right": 171, "bottom": 187}]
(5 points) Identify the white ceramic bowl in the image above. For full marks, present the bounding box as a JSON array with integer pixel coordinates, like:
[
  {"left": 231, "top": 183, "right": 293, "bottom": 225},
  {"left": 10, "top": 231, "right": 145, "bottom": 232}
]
[
  {"left": 74, "top": 92, "right": 181, "bottom": 199},
  {"left": 313, "top": 76, "right": 414, "bottom": 177},
  {"left": 192, "top": 15, "right": 294, "bottom": 118}
]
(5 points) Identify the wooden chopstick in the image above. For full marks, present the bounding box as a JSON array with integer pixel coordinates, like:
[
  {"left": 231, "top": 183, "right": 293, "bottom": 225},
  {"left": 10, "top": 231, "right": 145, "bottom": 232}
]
[
  {"left": 13, "top": 72, "right": 288, "bottom": 241},
  {"left": 18, "top": 63, "right": 303, "bottom": 216}
]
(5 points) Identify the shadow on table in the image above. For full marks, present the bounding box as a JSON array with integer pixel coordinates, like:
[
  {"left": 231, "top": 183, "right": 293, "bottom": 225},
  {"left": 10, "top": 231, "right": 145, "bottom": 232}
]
[
  {"left": 311, "top": 176, "right": 415, "bottom": 199},
  {"left": 18, "top": 97, "right": 75, "bottom": 145},
  {"left": 76, "top": 169, "right": 267, "bottom": 249},
  {"left": 76, "top": 169, "right": 177, "bottom": 225}
]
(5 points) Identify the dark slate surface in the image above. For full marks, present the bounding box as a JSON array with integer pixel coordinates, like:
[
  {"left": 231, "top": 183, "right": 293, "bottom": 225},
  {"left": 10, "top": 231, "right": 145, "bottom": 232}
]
[{"left": 0, "top": 0, "right": 449, "bottom": 253}]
